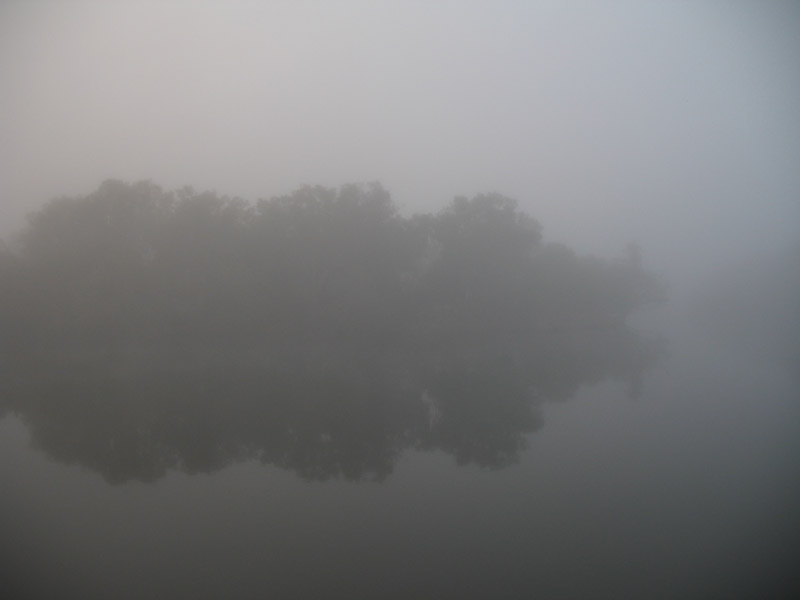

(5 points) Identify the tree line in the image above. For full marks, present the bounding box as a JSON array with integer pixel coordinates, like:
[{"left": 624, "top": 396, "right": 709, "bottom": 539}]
[
  {"left": 0, "top": 180, "right": 665, "bottom": 482},
  {"left": 1, "top": 179, "right": 663, "bottom": 351}
]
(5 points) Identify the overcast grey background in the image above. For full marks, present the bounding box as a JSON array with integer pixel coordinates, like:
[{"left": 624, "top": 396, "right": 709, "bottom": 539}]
[
  {"left": 2, "top": 0, "right": 799, "bottom": 291},
  {"left": 2, "top": 3, "right": 800, "bottom": 598}
]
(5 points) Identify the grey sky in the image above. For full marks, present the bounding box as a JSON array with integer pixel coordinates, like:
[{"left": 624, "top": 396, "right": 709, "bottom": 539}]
[{"left": 2, "top": 0, "right": 798, "bottom": 287}]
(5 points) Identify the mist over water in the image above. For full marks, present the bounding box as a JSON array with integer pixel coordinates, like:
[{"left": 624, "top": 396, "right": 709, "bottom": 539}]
[{"left": 2, "top": 2, "right": 799, "bottom": 599}]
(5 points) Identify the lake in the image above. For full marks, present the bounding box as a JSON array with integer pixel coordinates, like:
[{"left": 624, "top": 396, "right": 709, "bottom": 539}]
[{"left": 1, "top": 313, "right": 797, "bottom": 599}]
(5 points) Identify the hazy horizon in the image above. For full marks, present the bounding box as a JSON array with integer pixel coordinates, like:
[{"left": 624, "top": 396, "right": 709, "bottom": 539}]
[
  {"left": 2, "top": 1, "right": 799, "bottom": 291},
  {"left": 1, "top": 3, "right": 799, "bottom": 598}
]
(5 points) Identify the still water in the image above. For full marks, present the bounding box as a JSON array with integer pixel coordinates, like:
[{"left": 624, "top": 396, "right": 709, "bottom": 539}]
[{"left": 2, "top": 318, "right": 797, "bottom": 599}]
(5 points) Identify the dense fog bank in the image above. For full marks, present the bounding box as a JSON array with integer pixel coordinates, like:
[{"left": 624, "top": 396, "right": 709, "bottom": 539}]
[
  {"left": 2, "top": 3, "right": 798, "bottom": 597},
  {"left": 687, "top": 243, "right": 800, "bottom": 379}
]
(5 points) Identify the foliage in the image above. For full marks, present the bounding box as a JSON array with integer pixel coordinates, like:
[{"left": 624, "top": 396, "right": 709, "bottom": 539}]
[{"left": 0, "top": 180, "right": 665, "bottom": 482}]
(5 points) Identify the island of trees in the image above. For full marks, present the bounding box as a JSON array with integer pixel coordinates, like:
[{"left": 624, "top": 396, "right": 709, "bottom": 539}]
[{"left": 0, "top": 180, "right": 665, "bottom": 483}]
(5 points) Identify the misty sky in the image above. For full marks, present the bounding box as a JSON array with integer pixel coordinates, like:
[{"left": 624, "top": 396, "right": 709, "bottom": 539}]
[{"left": 2, "top": 0, "right": 798, "bottom": 288}]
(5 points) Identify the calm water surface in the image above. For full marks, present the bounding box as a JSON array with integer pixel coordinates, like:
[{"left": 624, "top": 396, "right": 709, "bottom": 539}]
[{"left": 2, "top": 323, "right": 798, "bottom": 600}]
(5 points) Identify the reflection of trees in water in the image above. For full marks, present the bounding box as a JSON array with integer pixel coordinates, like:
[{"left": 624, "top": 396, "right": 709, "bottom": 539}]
[
  {"left": 0, "top": 180, "right": 664, "bottom": 483},
  {"left": 5, "top": 329, "right": 660, "bottom": 484}
]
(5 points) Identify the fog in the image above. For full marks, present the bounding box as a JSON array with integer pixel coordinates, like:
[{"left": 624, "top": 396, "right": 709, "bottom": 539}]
[
  {"left": 3, "top": 1, "right": 799, "bottom": 284},
  {"left": 1, "top": 2, "right": 799, "bottom": 599}
]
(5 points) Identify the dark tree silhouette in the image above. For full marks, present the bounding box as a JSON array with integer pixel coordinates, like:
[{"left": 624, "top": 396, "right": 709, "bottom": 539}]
[{"left": 0, "top": 180, "right": 665, "bottom": 482}]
